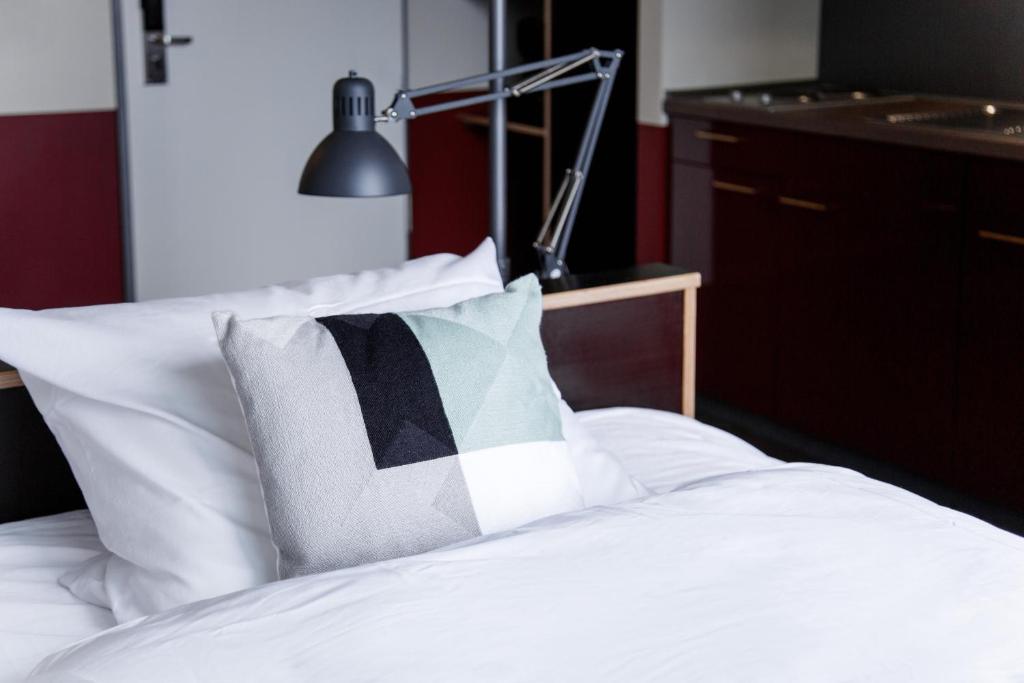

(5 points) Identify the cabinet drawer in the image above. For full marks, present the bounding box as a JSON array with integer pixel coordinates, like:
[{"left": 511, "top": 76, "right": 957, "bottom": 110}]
[
  {"left": 968, "top": 159, "right": 1024, "bottom": 220},
  {"left": 968, "top": 160, "right": 1024, "bottom": 245},
  {"left": 779, "top": 135, "right": 963, "bottom": 213},
  {"left": 670, "top": 164, "right": 775, "bottom": 283},
  {"left": 670, "top": 117, "right": 786, "bottom": 173},
  {"left": 956, "top": 215, "right": 1024, "bottom": 512}
]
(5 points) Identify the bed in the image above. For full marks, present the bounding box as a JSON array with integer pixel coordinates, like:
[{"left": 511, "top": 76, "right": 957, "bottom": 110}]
[
  {"left": 5, "top": 408, "right": 1024, "bottom": 681},
  {"left": 0, "top": 407, "right": 768, "bottom": 680},
  {"left": 1, "top": 253, "right": 1022, "bottom": 681},
  {"left": 0, "top": 511, "right": 114, "bottom": 681}
]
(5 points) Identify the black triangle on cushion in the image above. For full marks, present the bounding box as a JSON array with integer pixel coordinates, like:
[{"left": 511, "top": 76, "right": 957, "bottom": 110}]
[
  {"left": 332, "top": 313, "right": 379, "bottom": 330},
  {"left": 317, "top": 313, "right": 458, "bottom": 469},
  {"left": 382, "top": 420, "right": 458, "bottom": 471}
]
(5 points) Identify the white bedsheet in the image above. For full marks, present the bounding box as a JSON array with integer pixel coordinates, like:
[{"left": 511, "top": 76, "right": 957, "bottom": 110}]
[
  {"left": 0, "top": 407, "right": 750, "bottom": 677},
  {"left": 29, "top": 420, "right": 1024, "bottom": 682},
  {"left": 580, "top": 407, "right": 781, "bottom": 492},
  {"left": 0, "top": 511, "right": 114, "bottom": 683}
]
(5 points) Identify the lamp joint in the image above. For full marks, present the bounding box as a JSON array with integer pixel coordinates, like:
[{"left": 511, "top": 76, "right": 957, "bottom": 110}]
[{"left": 387, "top": 95, "right": 416, "bottom": 121}]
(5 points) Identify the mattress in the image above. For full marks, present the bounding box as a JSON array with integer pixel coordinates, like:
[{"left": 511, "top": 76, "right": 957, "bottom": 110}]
[{"left": 0, "top": 510, "right": 115, "bottom": 683}]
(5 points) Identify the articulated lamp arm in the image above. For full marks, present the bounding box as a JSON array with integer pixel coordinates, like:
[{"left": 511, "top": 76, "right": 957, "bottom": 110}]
[{"left": 379, "top": 48, "right": 622, "bottom": 279}]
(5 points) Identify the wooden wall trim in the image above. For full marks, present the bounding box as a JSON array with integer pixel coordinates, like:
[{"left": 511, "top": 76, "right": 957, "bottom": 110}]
[{"left": 542, "top": 272, "right": 701, "bottom": 311}]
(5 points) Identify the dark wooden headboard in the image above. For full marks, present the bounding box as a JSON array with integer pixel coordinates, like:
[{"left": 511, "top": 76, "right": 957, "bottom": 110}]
[
  {"left": 0, "top": 265, "right": 700, "bottom": 523},
  {"left": 0, "top": 364, "right": 86, "bottom": 522}
]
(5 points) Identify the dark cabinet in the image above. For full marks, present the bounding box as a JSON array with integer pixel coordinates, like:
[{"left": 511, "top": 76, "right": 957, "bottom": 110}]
[
  {"left": 772, "top": 188, "right": 855, "bottom": 442},
  {"left": 671, "top": 117, "right": 1000, "bottom": 502},
  {"left": 773, "top": 141, "right": 962, "bottom": 478},
  {"left": 803, "top": 144, "right": 961, "bottom": 477},
  {"left": 838, "top": 194, "right": 961, "bottom": 478},
  {"left": 955, "top": 160, "right": 1024, "bottom": 510},
  {"left": 672, "top": 163, "right": 778, "bottom": 416},
  {"left": 670, "top": 119, "right": 786, "bottom": 416}
]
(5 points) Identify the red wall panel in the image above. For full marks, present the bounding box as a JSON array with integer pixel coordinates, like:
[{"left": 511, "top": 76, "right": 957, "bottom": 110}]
[
  {"left": 636, "top": 123, "right": 669, "bottom": 263},
  {"left": 407, "top": 94, "right": 489, "bottom": 258},
  {"left": 0, "top": 111, "right": 122, "bottom": 309}
]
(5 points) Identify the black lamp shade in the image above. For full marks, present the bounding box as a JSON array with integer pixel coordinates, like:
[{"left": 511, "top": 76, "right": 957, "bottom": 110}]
[
  {"left": 299, "top": 131, "right": 411, "bottom": 197},
  {"left": 299, "top": 73, "right": 411, "bottom": 197}
]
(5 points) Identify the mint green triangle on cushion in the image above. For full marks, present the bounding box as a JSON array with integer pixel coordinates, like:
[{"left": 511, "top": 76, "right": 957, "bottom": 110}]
[
  {"left": 397, "top": 275, "right": 562, "bottom": 453},
  {"left": 458, "top": 348, "right": 563, "bottom": 452},
  {"left": 401, "top": 274, "right": 530, "bottom": 345},
  {"left": 399, "top": 314, "right": 507, "bottom": 446}
]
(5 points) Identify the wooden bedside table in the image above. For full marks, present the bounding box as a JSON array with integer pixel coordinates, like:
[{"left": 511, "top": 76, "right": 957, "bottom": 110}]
[{"left": 540, "top": 264, "right": 701, "bottom": 417}]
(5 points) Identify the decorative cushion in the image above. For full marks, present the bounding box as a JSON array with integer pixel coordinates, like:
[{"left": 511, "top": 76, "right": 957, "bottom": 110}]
[{"left": 215, "top": 275, "right": 585, "bottom": 577}]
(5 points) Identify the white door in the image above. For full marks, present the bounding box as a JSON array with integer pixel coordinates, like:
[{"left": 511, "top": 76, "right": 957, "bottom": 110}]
[{"left": 117, "top": 0, "right": 409, "bottom": 300}]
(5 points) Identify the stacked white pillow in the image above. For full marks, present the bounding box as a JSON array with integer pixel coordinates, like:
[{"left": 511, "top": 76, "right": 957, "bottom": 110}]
[{"left": 0, "top": 240, "right": 646, "bottom": 622}]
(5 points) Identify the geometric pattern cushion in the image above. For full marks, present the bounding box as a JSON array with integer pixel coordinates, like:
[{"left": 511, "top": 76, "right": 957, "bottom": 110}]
[{"left": 214, "top": 275, "right": 583, "bottom": 579}]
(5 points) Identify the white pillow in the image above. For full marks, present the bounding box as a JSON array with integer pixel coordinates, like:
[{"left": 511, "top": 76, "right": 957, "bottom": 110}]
[
  {"left": 1, "top": 239, "right": 646, "bottom": 620},
  {"left": 58, "top": 404, "right": 646, "bottom": 612},
  {"left": 0, "top": 241, "right": 505, "bottom": 621}
]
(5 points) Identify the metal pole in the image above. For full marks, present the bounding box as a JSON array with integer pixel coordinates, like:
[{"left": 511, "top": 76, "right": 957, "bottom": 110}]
[
  {"left": 489, "top": 0, "right": 509, "bottom": 280},
  {"left": 111, "top": 0, "right": 135, "bottom": 300}
]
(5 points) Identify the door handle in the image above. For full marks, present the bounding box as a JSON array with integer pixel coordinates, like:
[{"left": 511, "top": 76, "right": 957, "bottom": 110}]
[
  {"left": 141, "top": 0, "right": 191, "bottom": 84},
  {"left": 147, "top": 33, "right": 193, "bottom": 47}
]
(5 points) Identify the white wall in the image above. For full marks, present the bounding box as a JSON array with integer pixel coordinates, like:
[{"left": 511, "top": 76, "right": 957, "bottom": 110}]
[
  {"left": 120, "top": 0, "right": 409, "bottom": 299},
  {"left": 406, "top": 0, "right": 538, "bottom": 89},
  {"left": 0, "top": 0, "right": 116, "bottom": 115},
  {"left": 407, "top": 0, "right": 489, "bottom": 88},
  {"left": 638, "top": 0, "right": 821, "bottom": 125},
  {"left": 637, "top": 0, "right": 666, "bottom": 128}
]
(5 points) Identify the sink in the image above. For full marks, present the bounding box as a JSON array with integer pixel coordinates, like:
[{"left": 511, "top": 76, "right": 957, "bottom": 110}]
[{"left": 881, "top": 105, "right": 1024, "bottom": 137}]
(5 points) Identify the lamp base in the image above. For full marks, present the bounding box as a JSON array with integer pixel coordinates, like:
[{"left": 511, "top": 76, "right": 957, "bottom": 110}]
[{"left": 537, "top": 250, "right": 569, "bottom": 281}]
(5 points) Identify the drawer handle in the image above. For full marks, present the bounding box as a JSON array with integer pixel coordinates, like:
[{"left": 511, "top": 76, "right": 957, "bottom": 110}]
[
  {"left": 778, "top": 196, "right": 828, "bottom": 212},
  {"left": 694, "top": 130, "right": 740, "bottom": 144},
  {"left": 711, "top": 180, "right": 757, "bottom": 195},
  {"left": 979, "top": 229, "right": 1024, "bottom": 247}
]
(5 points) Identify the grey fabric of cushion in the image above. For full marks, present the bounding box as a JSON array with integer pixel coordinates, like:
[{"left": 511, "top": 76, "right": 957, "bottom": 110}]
[{"left": 214, "top": 276, "right": 581, "bottom": 579}]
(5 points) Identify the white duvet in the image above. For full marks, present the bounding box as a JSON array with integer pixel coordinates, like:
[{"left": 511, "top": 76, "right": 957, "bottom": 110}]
[
  {"left": 0, "top": 511, "right": 113, "bottom": 682},
  {"left": 31, "top": 455, "right": 1024, "bottom": 681}
]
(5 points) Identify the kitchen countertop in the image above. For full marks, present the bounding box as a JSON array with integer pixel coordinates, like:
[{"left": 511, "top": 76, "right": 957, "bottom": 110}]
[{"left": 664, "top": 91, "right": 1024, "bottom": 162}]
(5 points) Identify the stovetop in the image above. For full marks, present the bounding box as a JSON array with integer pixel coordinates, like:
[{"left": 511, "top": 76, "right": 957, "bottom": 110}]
[
  {"left": 666, "top": 82, "right": 1024, "bottom": 160},
  {"left": 695, "top": 82, "right": 914, "bottom": 112},
  {"left": 884, "top": 105, "right": 1024, "bottom": 138}
]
